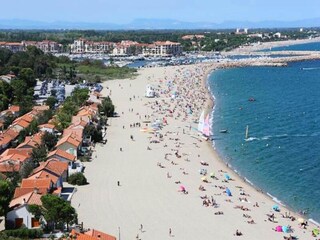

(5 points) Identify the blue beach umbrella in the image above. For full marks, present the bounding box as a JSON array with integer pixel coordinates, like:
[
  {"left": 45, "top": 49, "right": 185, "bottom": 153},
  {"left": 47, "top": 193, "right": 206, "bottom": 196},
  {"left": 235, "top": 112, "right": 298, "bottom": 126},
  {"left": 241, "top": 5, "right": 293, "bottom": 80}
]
[
  {"left": 282, "top": 226, "right": 289, "bottom": 233},
  {"left": 226, "top": 187, "right": 232, "bottom": 196},
  {"left": 224, "top": 173, "right": 230, "bottom": 181},
  {"left": 272, "top": 205, "right": 280, "bottom": 211}
]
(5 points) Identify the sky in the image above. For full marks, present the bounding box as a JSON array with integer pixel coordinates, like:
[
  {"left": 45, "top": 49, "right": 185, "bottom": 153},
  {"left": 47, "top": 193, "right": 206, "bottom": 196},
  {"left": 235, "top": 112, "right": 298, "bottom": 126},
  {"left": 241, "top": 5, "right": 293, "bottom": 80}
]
[{"left": 1, "top": 0, "right": 320, "bottom": 23}]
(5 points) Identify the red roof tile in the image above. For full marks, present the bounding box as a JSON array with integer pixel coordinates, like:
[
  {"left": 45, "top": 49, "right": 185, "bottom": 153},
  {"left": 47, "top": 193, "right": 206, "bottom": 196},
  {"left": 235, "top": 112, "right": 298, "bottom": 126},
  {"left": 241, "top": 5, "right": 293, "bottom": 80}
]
[
  {"left": 21, "top": 178, "right": 52, "bottom": 189},
  {"left": 56, "top": 134, "right": 81, "bottom": 148},
  {"left": 85, "top": 229, "right": 117, "bottom": 240},
  {"left": 47, "top": 149, "right": 76, "bottom": 162}
]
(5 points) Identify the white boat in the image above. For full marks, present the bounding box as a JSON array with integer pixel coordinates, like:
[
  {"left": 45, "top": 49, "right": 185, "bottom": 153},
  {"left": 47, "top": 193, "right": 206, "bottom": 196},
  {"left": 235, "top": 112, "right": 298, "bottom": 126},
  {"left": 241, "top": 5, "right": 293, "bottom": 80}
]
[{"left": 245, "top": 125, "right": 249, "bottom": 140}]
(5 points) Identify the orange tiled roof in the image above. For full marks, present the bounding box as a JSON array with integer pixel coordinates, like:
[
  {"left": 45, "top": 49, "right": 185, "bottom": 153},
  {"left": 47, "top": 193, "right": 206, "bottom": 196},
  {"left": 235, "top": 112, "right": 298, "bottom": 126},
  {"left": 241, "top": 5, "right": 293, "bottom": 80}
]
[
  {"left": 13, "top": 119, "right": 30, "bottom": 128},
  {"left": 0, "top": 135, "right": 12, "bottom": 147},
  {"left": 10, "top": 191, "right": 43, "bottom": 208},
  {"left": 21, "top": 178, "right": 52, "bottom": 189},
  {"left": 13, "top": 186, "right": 48, "bottom": 199},
  {"left": 0, "top": 162, "right": 21, "bottom": 173},
  {"left": 38, "top": 123, "right": 56, "bottom": 129},
  {"left": 8, "top": 105, "right": 20, "bottom": 113},
  {"left": 0, "top": 148, "right": 32, "bottom": 163},
  {"left": 14, "top": 114, "right": 33, "bottom": 124},
  {"left": 56, "top": 134, "right": 81, "bottom": 148},
  {"left": 32, "top": 105, "right": 50, "bottom": 112},
  {"left": 48, "top": 149, "right": 76, "bottom": 161},
  {"left": 33, "top": 159, "right": 68, "bottom": 176},
  {"left": 17, "top": 132, "right": 43, "bottom": 149},
  {"left": 72, "top": 116, "right": 90, "bottom": 125},
  {"left": 85, "top": 229, "right": 117, "bottom": 240},
  {"left": 4, "top": 128, "right": 19, "bottom": 139},
  {"left": 28, "top": 170, "right": 59, "bottom": 184},
  {"left": 63, "top": 129, "right": 83, "bottom": 141}
]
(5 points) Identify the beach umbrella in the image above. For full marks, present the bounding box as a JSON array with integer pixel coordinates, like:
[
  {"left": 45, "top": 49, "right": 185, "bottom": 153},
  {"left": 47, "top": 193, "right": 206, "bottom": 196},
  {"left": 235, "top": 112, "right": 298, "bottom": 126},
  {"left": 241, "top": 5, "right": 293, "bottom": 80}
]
[
  {"left": 224, "top": 173, "right": 230, "bottom": 181},
  {"left": 297, "top": 218, "right": 305, "bottom": 223},
  {"left": 272, "top": 205, "right": 280, "bottom": 211},
  {"left": 282, "top": 226, "right": 289, "bottom": 233},
  {"left": 312, "top": 228, "right": 320, "bottom": 236},
  {"left": 275, "top": 226, "right": 283, "bottom": 232},
  {"left": 226, "top": 187, "right": 232, "bottom": 196},
  {"left": 180, "top": 185, "right": 185, "bottom": 191},
  {"left": 210, "top": 172, "right": 215, "bottom": 178},
  {"left": 201, "top": 176, "right": 208, "bottom": 182}
]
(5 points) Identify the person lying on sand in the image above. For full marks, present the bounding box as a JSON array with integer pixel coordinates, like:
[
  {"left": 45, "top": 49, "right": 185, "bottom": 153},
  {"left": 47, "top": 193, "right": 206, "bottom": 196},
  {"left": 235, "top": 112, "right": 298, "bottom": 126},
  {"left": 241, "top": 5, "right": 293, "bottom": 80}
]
[
  {"left": 234, "top": 230, "right": 243, "bottom": 236},
  {"left": 214, "top": 211, "right": 224, "bottom": 215}
]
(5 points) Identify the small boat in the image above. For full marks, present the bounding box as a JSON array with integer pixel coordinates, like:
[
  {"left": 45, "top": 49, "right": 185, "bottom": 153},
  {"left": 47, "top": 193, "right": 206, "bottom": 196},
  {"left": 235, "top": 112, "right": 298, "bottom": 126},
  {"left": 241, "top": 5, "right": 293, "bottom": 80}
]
[
  {"left": 245, "top": 125, "right": 249, "bottom": 139},
  {"left": 248, "top": 98, "right": 256, "bottom": 102},
  {"left": 219, "top": 129, "right": 228, "bottom": 133}
]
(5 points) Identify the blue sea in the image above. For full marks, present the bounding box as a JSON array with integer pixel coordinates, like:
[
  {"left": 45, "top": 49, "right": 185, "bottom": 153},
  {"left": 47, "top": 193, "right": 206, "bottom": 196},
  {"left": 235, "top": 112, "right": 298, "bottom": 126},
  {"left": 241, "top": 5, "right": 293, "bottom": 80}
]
[
  {"left": 264, "top": 41, "right": 320, "bottom": 51},
  {"left": 208, "top": 59, "right": 320, "bottom": 222}
]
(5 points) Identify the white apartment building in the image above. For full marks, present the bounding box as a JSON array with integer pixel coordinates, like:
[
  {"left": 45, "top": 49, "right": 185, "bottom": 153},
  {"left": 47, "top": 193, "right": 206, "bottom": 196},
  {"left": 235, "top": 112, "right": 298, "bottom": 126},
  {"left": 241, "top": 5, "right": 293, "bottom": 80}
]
[
  {"left": 37, "top": 40, "right": 62, "bottom": 53},
  {"left": 143, "top": 41, "right": 182, "bottom": 56},
  {"left": 0, "top": 42, "right": 24, "bottom": 53},
  {"left": 70, "top": 38, "right": 114, "bottom": 54}
]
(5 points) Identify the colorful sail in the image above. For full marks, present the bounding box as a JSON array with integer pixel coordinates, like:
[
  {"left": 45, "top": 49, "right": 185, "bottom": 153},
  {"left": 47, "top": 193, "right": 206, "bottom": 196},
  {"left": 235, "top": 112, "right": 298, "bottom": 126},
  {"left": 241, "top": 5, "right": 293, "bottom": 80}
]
[
  {"left": 197, "top": 110, "right": 205, "bottom": 133},
  {"left": 203, "top": 114, "right": 210, "bottom": 137}
]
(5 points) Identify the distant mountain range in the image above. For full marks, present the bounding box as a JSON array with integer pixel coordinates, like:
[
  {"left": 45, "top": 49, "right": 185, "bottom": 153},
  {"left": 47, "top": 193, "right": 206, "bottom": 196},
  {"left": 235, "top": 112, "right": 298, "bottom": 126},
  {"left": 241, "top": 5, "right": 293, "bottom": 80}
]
[{"left": 0, "top": 18, "right": 320, "bottom": 30}]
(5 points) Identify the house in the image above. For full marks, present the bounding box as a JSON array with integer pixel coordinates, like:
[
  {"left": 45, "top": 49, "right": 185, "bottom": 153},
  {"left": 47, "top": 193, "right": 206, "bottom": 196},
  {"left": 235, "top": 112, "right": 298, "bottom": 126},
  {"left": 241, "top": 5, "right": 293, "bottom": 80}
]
[
  {"left": 17, "top": 132, "right": 43, "bottom": 149},
  {"left": 7, "top": 191, "right": 43, "bottom": 229},
  {"left": 0, "top": 128, "right": 20, "bottom": 151},
  {"left": 32, "top": 105, "right": 50, "bottom": 113},
  {"left": 55, "top": 134, "right": 81, "bottom": 157},
  {"left": 12, "top": 178, "right": 54, "bottom": 201},
  {"left": 70, "top": 229, "right": 116, "bottom": 240},
  {"left": 31, "top": 158, "right": 68, "bottom": 183},
  {"left": 0, "top": 162, "right": 21, "bottom": 174},
  {"left": 47, "top": 149, "right": 76, "bottom": 163},
  {"left": 0, "top": 148, "right": 33, "bottom": 169},
  {"left": 0, "top": 74, "right": 16, "bottom": 84},
  {"left": 38, "top": 123, "right": 56, "bottom": 134}
]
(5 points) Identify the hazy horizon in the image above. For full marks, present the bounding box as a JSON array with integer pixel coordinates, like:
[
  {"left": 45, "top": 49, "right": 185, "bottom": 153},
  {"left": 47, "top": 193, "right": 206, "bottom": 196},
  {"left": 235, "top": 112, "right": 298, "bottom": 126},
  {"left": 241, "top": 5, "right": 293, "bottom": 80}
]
[{"left": 1, "top": 0, "right": 320, "bottom": 24}]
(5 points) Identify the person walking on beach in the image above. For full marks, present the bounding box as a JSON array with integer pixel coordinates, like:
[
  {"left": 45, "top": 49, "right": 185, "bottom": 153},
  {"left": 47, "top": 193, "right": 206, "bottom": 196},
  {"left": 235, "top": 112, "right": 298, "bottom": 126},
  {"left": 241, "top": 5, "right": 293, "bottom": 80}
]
[
  {"left": 117, "top": 181, "right": 120, "bottom": 186},
  {"left": 169, "top": 228, "right": 172, "bottom": 237},
  {"left": 140, "top": 224, "right": 143, "bottom": 232}
]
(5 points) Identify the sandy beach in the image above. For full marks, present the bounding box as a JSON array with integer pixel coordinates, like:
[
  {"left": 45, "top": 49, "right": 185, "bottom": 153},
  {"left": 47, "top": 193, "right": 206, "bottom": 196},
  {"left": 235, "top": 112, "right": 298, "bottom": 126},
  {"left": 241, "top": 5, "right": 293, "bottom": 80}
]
[
  {"left": 230, "top": 36, "right": 320, "bottom": 53},
  {"left": 70, "top": 57, "right": 320, "bottom": 240}
]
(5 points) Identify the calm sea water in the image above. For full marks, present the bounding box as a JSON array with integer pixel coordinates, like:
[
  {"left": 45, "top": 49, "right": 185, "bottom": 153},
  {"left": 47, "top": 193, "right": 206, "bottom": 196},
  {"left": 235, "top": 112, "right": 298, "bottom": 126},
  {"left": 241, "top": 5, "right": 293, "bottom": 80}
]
[
  {"left": 265, "top": 41, "right": 320, "bottom": 51},
  {"left": 208, "top": 60, "right": 320, "bottom": 222}
]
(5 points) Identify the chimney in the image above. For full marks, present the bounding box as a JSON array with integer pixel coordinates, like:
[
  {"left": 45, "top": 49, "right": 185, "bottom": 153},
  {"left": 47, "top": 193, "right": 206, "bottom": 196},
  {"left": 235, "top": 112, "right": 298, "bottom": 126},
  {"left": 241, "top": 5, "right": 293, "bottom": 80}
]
[
  {"left": 33, "top": 187, "right": 39, "bottom": 194},
  {"left": 97, "top": 234, "right": 101, "bottom": 240},
  {"left": 23, "top": 198, "right": 26, "bottom": 204}
]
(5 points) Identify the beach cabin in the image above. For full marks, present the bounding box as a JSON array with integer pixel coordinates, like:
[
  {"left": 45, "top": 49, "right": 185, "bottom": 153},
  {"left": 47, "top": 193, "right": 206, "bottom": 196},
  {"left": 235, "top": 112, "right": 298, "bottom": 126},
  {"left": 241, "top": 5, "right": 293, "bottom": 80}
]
[{"left": 145, "top": 84, "right": 155, "bottom": 98}]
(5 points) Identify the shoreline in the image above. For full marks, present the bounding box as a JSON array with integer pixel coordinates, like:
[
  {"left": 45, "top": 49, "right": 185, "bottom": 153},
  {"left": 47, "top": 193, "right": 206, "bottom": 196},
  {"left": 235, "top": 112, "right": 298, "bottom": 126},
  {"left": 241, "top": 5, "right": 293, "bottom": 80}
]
[
  {"left": 72, "top": 55, "right": 320, "bottom": 239},
  {"left": 202, "top": 62, "right": 320, "bottom": 226}
]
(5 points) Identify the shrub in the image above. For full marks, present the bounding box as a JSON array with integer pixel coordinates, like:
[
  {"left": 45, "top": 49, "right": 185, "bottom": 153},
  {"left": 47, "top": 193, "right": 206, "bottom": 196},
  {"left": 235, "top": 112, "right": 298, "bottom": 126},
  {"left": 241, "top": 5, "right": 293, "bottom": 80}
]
[
  {"left": 4, "top": 228, "right": 43, "bottom": 239},
  {"left": 68, "top": 173, "right": 87, "bottom": 185}
]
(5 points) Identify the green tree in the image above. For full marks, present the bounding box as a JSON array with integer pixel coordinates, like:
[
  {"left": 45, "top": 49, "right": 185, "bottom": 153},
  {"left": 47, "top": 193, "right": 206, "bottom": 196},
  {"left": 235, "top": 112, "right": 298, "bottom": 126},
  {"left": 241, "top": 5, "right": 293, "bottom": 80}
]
[
  {"left": 31, "top": 145, "right": 47, "bottom": 163},
  {"left": 99, "top": 96, "right": 115, "bottom": 117},
  {"left": 11, "top": 79, "right": 28, "bottom": 103},
  {"left": 29, "top": 194, "right": 77, "bottom": 231},
  {"left": 19, "top": 68, "right": 36, "bottom": 88},
  {"left": 0, "top": 180, "right": 13, "bottom": 216},
  {"left": 42, "top": 132, "right": 58, "bottom": 151},
  {"left": 84, "top": 125, "right": 102, "bottom": 143},
  {"left": 19, "top": 160, "right": 36, "bottom": 179},
  {"left": 45, "top": 96, "right": 58, "bottom": 110},
  {"left": 68, "top": 173, "right": 88, "bottom": 186}
]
